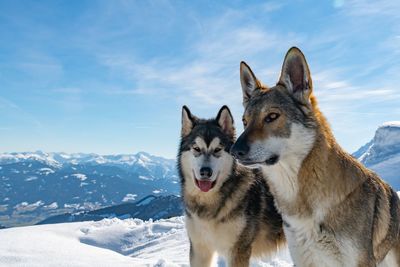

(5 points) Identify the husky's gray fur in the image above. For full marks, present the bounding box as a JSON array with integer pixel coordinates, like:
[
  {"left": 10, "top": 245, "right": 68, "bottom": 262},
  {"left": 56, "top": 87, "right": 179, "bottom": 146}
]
[{"left": 178, "top": 105, "right": 285, "bottom": 267}]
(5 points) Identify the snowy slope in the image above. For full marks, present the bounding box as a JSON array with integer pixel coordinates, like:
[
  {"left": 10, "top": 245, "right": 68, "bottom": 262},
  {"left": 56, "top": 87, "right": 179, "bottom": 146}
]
[
  {"left": 0, "top": 217, "right": 292, "bottom": 267},
  {"left": 354, "top": 121, "right": 400, "bottom": 189}
]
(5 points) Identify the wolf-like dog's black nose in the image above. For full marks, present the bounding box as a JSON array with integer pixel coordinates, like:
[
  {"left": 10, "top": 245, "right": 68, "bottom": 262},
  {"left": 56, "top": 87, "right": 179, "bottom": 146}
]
[
  {"left": 200, "top": 167, "right": 213, "bottom": 178},
  {"left": 230, "top": 138, "right": 250, "bottom": 159}
]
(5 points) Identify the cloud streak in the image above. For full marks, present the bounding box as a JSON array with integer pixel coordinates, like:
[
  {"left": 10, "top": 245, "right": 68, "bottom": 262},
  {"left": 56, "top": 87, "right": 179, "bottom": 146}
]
[{"left": 87, "top": 0, "right": 400, "bottom": 155}]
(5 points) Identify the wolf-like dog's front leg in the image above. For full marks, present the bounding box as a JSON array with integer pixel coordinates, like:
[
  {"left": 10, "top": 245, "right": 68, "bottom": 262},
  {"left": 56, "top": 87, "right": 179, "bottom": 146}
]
[{"left": 190, "top": 239, "right": 214, "bottom": 267}]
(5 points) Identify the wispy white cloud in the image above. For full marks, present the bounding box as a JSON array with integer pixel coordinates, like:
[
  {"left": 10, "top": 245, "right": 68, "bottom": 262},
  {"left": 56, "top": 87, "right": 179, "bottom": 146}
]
[
  {"left": 20, "top": 2, "right": 400, "bottom": 105},
  {"left": 0, "top": 96, "right": 42, "bottom": 128},
  {"left": 340, "top": 0, "right": 400, "bottom": 17},
  {"left": 53, "top": 87, "right": 82, "bottom": 94},
  {"left": 47, "top": 87, "right": 86, "bottom": 113},
  {"left": 96, "top": 6, "right": 301, "bottom": 111},
  {"left": 0, "top": 97, "right": 19, "bottom": 109},
  {"left": 261, "top": 1, "right": 286, "bottom": 12},
  {"left": 17, "top": 60, "right": 62, "bottom": 79},
  {"left": 333, "top": 0, "right": 345, "bottom": 8}
]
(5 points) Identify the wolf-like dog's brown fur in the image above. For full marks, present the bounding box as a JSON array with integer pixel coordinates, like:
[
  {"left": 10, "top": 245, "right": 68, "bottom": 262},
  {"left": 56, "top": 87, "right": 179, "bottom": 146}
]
[
  {"left": 231, "top": 47, "right": 400, "bottom": 267},
  {"left": 178, "top": 106, "right": 285, "bottom": 267}
]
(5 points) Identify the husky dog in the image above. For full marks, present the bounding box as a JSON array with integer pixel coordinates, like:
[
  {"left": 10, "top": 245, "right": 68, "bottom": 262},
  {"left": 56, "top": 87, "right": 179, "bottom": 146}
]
[
  {"left": 178, "top": 105, "right": 285, "bottom": 267},
  {"left": 231, "top": 47, "right": 400, "bottom": 267}
]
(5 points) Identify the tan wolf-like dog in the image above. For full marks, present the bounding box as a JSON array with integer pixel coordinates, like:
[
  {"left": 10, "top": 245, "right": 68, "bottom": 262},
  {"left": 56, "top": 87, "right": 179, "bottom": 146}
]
[
  {"left": 178, "top": 106, "right": 285, "bottom": 267},
  {"left": 231, "top": 47, "right": 400, "bottom": 267}
]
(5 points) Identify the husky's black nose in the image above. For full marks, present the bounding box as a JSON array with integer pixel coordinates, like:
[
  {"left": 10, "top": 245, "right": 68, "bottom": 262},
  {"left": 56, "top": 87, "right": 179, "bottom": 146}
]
[
  {"left": 200, "top": 167, "right": 213, "bottom": 178},
  {"left": 230, "top": 138, "right": 250, "bottom": 159}
]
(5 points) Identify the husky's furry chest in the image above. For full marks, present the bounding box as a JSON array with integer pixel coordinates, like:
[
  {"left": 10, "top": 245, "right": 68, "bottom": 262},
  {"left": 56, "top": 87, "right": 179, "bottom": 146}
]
[
  {"left": 185, "top": 214, "right": 246, "bottom": 257},
  {"left": 186, "top": 212, "right": 282, "bottom": 260}
]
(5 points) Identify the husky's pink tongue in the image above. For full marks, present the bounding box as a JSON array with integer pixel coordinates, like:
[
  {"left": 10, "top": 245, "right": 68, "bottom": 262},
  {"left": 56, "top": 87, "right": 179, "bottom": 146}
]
[{"left": 198, "top": 180, "right": 213, "bottom": 192}]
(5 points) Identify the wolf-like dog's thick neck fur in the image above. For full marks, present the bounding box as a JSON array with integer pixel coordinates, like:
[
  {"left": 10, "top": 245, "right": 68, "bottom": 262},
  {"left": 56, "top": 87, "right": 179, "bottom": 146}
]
[
  {"left": 178, "top": 106, "right": 285, "bottom": 267},
  {"left": 280, "top": 94, "right": 400, "bottom": 266},
  {"left": 233, "top": 47, "right": 400, "bottom": 267}
]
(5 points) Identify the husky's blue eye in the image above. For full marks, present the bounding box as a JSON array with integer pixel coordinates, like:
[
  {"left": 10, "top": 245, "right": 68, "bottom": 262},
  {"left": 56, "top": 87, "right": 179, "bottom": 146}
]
[
  {"left": 193, "top": 146, "right": 201, "bottom": 153},
  {"left": 265, "top": 113, "right": 280, "bottom": 123}
]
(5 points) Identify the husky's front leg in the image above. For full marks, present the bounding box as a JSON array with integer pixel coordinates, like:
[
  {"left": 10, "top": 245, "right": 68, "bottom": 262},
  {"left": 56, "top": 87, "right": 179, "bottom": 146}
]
[
  {"left": 227, "top": 244, "right": 251, "bottom": 267},
  {"left": 189, "top": 239, "right": 214, "bottom": 267}
]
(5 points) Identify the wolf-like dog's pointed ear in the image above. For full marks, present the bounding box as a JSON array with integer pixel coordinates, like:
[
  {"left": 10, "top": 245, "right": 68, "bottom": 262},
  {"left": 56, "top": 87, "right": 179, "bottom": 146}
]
[
  {"left": 181, "top": 106, "right": 195, "bottom": 137},
  {"left": 278, "top": 47, "right": 313, "bottom": 104},
  {"left": 240, "top": 61, "right": 261, "bottom": 107},
  {"left": 216, "top": 105, "right": 235, "bottom": 137}
]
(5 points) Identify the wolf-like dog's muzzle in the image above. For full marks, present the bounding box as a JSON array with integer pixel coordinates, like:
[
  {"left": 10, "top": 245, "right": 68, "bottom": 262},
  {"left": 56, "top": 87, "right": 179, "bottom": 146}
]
[
  {"left": 230, "top": 135, "right": 249, "bottom": 160},
  {"left": 231, "top": 136, "right": 279, "bottom": 166}
]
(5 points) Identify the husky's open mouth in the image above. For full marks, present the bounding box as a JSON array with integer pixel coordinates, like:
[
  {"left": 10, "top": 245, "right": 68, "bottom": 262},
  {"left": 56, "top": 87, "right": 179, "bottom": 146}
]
[
  {"left": 194, "top": 179, "right": 216, "bottom": 192},
  {"left": 193, "top": 170, "right": 218, "bottom": 192}
]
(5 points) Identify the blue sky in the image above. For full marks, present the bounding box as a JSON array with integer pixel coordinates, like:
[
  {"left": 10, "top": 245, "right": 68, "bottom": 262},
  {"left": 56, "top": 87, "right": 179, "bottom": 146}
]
[{"left": 0, "top": 0, "right": 399, "bottom": 158}]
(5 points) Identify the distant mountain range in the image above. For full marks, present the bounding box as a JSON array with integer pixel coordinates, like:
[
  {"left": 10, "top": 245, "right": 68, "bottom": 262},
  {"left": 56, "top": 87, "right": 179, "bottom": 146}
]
[
  {"left": 37, "top": 195, "right": 183, "bottom": 225},
  {"left": 1, "top": 122, "right": 399, "bottom": 228},
  {"left": 0, "top": 151, "right": 179, "bottom": 227},
  {"left": 353, "top": 121, "right": 400, "bottom": 189}
]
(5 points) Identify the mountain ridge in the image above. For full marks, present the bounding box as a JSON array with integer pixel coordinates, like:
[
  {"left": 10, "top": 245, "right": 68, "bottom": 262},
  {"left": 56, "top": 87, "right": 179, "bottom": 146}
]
[
  {"left": 37, "top": 195, "right": 183, "bottom": 225},
  {"left": 0, "top": 151, "right": 179, "bottom": 227},
  {"left": 1, "top": 121, "right": 399, "bottom": 228},
  {"left": 354, "top": 121, "right": 400, "bottom": 189}
]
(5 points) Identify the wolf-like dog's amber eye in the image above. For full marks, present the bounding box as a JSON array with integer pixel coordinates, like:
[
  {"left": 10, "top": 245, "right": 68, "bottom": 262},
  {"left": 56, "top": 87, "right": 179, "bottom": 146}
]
[
  {"left": 264, "top": 113, "right": 280, "bottom": 123},
  {"left": 242, "top": 118, "right": 248, "bottom": 127}
]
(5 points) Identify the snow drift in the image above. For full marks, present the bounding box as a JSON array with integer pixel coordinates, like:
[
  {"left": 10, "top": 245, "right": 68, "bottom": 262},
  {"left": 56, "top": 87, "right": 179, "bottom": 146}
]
[{"left": 0, "top": 216, "right": 292, "bottom": 267}]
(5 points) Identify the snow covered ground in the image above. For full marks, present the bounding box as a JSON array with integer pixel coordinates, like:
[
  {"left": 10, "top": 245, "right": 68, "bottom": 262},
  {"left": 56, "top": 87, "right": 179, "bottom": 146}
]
[{"left": 0, "top": 217, "right": 292, "bottom": 267}]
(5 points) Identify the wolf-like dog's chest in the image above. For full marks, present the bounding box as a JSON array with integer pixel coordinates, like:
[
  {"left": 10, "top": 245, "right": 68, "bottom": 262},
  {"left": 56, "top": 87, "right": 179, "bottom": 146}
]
[
  {"left": 283, "top": 215, "right": 358, "bottom": 267},
  {"left": 185, "top": 214, "right": 246, "bottom": 257}
]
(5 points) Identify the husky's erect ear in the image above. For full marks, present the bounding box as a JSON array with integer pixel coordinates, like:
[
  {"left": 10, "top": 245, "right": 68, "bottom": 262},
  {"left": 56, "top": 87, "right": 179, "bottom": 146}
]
[
  {"left": 216, "top": 105, "right": 235, "bottom": 137},
  {"left": 278, "top": 47, "right": 313, "bottom": 104},
  {"left": 240, "top": 61, "right": 261, "bottom": 108},
  {"left": 181, "top": 106, "right": 195, "bottom": 137}
]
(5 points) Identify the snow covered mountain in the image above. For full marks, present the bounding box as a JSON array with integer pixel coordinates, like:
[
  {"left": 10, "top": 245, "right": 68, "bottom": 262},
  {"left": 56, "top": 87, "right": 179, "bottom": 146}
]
[
  {"left": 353, "top": 121, "right": 400, "bottom": 190},
  {"left": 0, "top": 216, "right": 293, "bottom": 267},
  {"left": 2, "top": 121, "right": 398, "bottom": 228},
  {"left": 0, "top": 151, "right": 179, "bottom": 227},
  {"left": 37, "top": 195, "right": 183, "bottom": 225}
]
